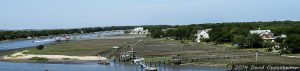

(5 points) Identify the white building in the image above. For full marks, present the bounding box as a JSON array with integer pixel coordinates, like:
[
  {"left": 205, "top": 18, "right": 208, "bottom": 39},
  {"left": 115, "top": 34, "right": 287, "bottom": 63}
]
[
  {"left": 112, "top": 30, "right": 125, "bottom": 35},
  {"left": 195, "top": 29, "right": 211, "bottom": 43},
  {"left": 129, "top": 27, "right": 150, "bottom": 34},
  {"left": 274, "top": 34, "right": 287, "bottom": 38}
]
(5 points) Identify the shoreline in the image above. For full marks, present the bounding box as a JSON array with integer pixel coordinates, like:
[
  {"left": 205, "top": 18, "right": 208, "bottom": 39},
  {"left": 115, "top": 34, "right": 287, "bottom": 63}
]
[
  {"left": 0, "top": 50, "right": 107, "bottom": 61},
  {"left": 0, "top": 58, "right": 98, "bottom": 64},
  {"left": 0, "top": 34, "right": 145, "bottom": 64},
  {"left": 0, "top": 51, "right": 107, "bottom": 64},
  {"left": 0, "top": 32, "right": 103, "bottom": 42}
]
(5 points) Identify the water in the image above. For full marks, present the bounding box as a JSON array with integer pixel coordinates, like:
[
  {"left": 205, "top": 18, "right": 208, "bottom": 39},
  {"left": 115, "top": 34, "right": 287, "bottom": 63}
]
[
  {"left": 0, "top": 31, "right": 124, "bottom": 50},
  {"left": 0, "top": 61, "right": 225, "bottom": 71},
  {"left": 0, "top": 39, "right": 54, "bottom": 50}
]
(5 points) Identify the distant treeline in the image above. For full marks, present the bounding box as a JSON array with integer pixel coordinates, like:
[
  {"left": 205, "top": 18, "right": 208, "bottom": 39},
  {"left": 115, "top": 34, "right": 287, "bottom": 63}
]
[
  {"left": 0, "top": 26, "right": 137, "bottom": 41},
  {"left": 145, "top": 21, "right": 300, "bottom": 53}
]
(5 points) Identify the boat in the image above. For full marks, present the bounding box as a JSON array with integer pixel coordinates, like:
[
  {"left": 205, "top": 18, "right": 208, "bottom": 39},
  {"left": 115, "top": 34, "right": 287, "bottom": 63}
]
[
  {"left": 98, "top": 59, "right": 110, "bottom": 65},
  {"left": 145, "top": 67, "right": 157, "bottom": 71}
]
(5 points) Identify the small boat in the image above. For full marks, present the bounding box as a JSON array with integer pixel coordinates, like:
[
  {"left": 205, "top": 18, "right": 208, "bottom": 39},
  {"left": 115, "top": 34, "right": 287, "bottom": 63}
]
[
  {"left": 145, "top": 67, "right": 157, "bottom": 71},
  {"left": 98, "top": 60, "right": 110, "bottom": 65}
]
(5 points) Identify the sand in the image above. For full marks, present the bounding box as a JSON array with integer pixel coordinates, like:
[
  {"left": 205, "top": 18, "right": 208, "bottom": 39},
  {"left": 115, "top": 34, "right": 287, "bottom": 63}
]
[{"left": 3, "top": 51, "right": 107, "bottom": 61}]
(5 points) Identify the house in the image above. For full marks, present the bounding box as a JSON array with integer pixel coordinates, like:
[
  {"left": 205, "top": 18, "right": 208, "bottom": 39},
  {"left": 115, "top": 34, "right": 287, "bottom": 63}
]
[
  {"left": 250, "top": 29, "right": 274, "bottom": 42},
  {"left": 195, "top": 29, "right": 211, "bottom": 43},
  {"left": 275, "top": 34, "right": 287, "bottom": 38},
  {"left": 129, "top": 27, "right": 150, "bottom": 34},
  {"left": 112, "top": 30, "right": 125, "bottom": 35}
]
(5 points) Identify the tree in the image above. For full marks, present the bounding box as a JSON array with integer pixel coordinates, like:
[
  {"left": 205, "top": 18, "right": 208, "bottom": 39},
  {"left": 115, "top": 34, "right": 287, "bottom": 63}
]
[
  {"left": 233, "top": 35, "right": 245, "bottom": 43},
  {"left": 245, "top": 34, "right": 263, "bottom": 48},
  {"left": 230, "top": 28, "right": 249, "bottom": 36},
  {"left": 284, "top": 35, "right": 300, "bottom": 53},
  {"left": 0, "top": 26, "right": 140, "bottom": 41},
  {"left": 165, "top": 29, "right": 176, "bottom": 37},
  {"left": 171, "top": 26, "right": 193, "bottom": 40},
  {"left": 263, "top": 40, "right": 274, "bottom": 48},
  {"left": 209, "top": 28, "right": 233, "bottom": 43},
  {"left": 275, "top": 37, "right": 284, "bottom": 43},
  {"left": 233, "top": 35, "right": 246, "bottom": 47},
  {"left": 148, "top": 27, "right": 165, "bottom": 38}
]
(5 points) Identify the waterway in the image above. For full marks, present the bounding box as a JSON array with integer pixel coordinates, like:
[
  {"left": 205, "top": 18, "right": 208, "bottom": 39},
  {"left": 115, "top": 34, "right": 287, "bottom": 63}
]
[
  {"left": 0, "top": 61, "right": 225, "bottom": 71},
  {"left": 0, "top": 31, "right": 122, "bottom": 50}
]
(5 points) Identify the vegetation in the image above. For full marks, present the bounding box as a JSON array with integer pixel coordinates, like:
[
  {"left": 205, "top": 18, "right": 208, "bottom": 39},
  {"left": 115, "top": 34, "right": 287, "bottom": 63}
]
[
  {"left": 262, "top": 40, "right": 275, "bottom": 52},
  {"left": 146, "top": 21, "right": 300, "bottom": 53},
  {"left": 36, "top": 45, "right": 45, "bottom": 50},
  {"left": 209, "top": 28, "right": 233, "bottom": 43},
  {"left": 0, "top": 26, "right": 137, "bottom": 41},
  {"left": 284, "top": 35, "right": 300, "bottom": 53},
  {"left": 28, "top": 57, "right": 49, "bottom": 61},
  {"left": 244, "top": 34, "right": 263, "bottom": 48},
  {"left": 232, "top": 35, "right": 246, "bottom": 46},
  {"left": 2, "top": 33, "right": 300, "bottom": 65},
  {"left": 1, "top": 36, "right": 139, "bottom": 56},
  {"left": 120, "top": 37, "right": 300, "bottom": 65}
]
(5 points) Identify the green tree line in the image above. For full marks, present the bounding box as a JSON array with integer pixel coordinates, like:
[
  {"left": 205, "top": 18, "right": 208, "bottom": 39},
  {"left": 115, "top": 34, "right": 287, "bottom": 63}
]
[
  {"left": 146, "top": 21, "right": 300, "bottom": 53},
  {"left": 0, "top": 26, "right": 136, "bottom": 41}
]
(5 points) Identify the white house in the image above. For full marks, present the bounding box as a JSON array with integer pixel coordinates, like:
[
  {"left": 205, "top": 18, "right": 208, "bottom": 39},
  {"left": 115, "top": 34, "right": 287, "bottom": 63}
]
[
  {"left": 274, "top": 34, "right": 287, "bottom": 38},
  {"left": 129, "top": 27, "right": 150, "bottom": 34},
  {"left": 195, "top": 29, "right": 211, "bottom": 43},
  {"left": 250, "top": 29, "right": 275, "bottom": 41}
]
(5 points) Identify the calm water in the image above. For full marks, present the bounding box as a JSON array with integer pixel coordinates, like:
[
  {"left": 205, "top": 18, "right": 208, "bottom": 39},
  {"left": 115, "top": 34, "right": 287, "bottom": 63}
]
[
  {"left": 0, "top": 61, "right": 225, "bottom": 71},
  {"left": 0, "top": 39, "right": 53, "bottom": 50},
  {"left": 0, "top": 32, "right": 122, "bottom": 50}
]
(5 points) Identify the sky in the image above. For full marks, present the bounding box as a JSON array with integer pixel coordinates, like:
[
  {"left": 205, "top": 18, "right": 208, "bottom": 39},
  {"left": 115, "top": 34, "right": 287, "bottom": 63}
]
[{"left": 0, "top": 0, "right": 300, "bottom": 30}]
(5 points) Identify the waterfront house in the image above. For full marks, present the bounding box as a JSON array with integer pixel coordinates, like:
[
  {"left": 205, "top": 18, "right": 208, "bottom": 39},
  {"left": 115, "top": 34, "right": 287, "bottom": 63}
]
[
  {"left": 195, "top": 29, "right": 211, "bottom": 43},
  {"left": 250, "top": 29, "right": 275, "bottom": 42},
  {"left": 129, "top": 27, "right": 150, "bottom": 34}
]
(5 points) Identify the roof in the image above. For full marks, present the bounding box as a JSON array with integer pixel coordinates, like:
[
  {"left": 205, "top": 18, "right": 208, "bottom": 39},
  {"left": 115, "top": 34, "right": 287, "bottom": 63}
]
[
  {"left": 250, "top": 30, "right": 272, "bottom": 36},
  {"left": 250, "top": 30, "right": 271, "bottom": 34},
  {"left": 197, "top": 30, "right": 205, "bottom": 33},
  {"left": 133, "top": 27, "right": 144, "bottom": 31},
  {"left": 112, "top": 46, "right": 120, "bottom": 49},
  {"left": 250, "top": 30, "right": 275, "bottom": 39},
  {"left": 196, "top": 29, "right": 211, "bottom": 34}
]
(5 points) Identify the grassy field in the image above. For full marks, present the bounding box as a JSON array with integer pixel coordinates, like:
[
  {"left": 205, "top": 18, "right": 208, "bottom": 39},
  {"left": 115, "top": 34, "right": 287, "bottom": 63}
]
[
  {"left": 120, "top": 38, "right": 300, "bottom": 65},
  {"left": 1, "top": 37, "right": 143, "bottom": 56},
  {"left": 1, "top": 36, "right": 300, "bottom": 65}
]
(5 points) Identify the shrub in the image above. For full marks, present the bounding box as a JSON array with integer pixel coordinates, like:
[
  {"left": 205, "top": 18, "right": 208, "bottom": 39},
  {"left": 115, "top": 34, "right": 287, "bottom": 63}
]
[
  {"left": 180, "top": 40, "right": 189, "bottom": 44},
  {"left": 200, "top": 38, "right": 211, "bottom": 42},
  {"left": 28, "top": 57, "right": 48, "bottom": 61},
  {"left": 263, "top": 40, "right": 274, "bottom": 48},
  {"left": 265, "top": 47, "right": 273, "bottom": 52},
  {"left": 279, "top": 49, "right": 292, "bottom": 55},
  {"left": 36, "top": 45, "right": 45, "bottom": 50}
]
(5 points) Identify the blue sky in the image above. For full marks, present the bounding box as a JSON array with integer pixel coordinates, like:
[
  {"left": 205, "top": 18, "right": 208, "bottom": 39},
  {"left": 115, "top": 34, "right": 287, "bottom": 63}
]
[{"left": 0, "top": 0, "right": 300, "bottom": 30}]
